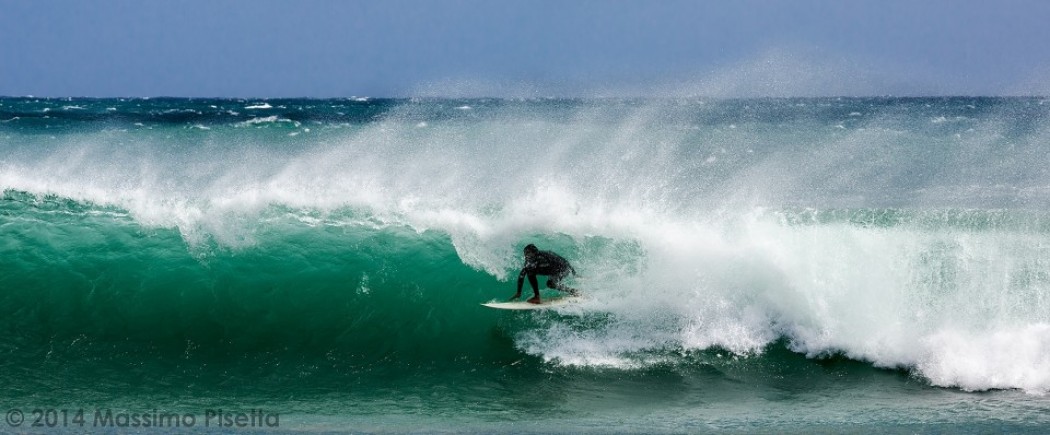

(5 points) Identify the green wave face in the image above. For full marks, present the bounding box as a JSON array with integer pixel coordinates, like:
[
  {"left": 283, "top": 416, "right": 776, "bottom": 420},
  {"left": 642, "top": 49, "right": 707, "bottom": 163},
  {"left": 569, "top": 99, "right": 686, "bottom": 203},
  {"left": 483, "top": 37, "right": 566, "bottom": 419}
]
[{"left": 1, "top": 194, "right": 500, "bottom": 359}]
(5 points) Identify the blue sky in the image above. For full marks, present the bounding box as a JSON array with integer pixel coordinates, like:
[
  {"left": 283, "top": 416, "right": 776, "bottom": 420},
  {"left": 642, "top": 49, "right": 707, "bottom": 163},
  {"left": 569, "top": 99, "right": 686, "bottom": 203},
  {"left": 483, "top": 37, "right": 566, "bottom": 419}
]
[{"left": 2, "top": 0, "right": 1049, "bottom": 97}]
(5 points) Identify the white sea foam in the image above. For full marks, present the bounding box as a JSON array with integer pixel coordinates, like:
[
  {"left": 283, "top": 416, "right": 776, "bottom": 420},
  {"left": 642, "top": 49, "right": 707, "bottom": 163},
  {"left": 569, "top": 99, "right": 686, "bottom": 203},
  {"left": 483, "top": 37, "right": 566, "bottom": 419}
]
[
  {"left": 504, "top": 206, "right": 1050, "bottom": 396},
  {"left": 235, "top": 116, "right": 299, "bottom": 127},
  {"left": 245, "top": 103, "right": 273, "bottom": 110}
]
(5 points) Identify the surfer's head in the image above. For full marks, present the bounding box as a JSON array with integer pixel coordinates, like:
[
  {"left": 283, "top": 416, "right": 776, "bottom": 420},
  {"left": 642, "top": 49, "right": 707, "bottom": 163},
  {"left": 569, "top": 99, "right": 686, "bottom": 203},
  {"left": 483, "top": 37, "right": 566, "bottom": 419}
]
[{"left": 524, "top": 244, "right": 538, "bottom": 255}]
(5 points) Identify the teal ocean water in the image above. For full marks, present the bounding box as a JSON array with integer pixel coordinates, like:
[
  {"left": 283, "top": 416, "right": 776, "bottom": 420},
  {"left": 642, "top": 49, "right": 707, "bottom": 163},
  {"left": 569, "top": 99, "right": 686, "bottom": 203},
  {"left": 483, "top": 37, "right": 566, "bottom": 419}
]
[{"left": 2, "top": 97, "right": 1050, "bottom": 432}]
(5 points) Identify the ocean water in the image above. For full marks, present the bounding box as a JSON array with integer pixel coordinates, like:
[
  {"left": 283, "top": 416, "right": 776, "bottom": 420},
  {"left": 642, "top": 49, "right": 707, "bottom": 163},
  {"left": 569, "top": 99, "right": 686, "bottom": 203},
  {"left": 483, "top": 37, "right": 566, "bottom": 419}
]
[{"left": 2, "top": 96, "right": 1050, "bottom": 433}]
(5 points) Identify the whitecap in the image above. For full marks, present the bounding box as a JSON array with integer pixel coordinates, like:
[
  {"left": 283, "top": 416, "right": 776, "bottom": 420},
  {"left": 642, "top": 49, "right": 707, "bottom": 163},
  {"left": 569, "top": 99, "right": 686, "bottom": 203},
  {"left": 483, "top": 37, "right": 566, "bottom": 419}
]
[
  {"left": 236, "top": 116, "right": 280, "bottom": 127},
  {"left": 235, "top": 116, "right": 299, "bottom": 128}
]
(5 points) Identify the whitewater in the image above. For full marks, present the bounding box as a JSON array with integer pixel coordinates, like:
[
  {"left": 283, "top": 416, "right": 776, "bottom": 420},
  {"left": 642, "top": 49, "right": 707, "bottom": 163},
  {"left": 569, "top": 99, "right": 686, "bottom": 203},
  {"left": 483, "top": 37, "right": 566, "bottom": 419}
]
[{"left": 2, "top": 97, "right": 1050, "bottom": 432}]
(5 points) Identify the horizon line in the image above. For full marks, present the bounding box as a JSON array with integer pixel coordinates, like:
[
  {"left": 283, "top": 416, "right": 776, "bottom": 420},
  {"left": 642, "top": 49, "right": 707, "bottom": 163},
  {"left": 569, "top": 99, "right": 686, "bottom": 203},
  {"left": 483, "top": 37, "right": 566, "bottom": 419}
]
[{"left": 3, "top": 94, "right": 1049, "bottom": 100}]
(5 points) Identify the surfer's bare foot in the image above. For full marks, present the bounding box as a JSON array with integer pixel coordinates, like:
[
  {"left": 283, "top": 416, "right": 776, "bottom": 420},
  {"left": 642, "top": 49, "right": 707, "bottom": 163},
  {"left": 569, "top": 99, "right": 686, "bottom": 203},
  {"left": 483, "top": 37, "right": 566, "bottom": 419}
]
[
  {"left": 527, "top": 296, "right": 541, "bottom": 304},
  {"left": 509, "top": 293, "right": 521, "bottom": 301}
]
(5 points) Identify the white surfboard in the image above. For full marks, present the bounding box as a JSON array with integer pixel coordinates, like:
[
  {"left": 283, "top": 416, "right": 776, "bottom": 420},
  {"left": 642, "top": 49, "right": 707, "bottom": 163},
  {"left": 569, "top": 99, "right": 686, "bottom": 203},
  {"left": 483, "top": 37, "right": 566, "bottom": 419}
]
[{"left": 481, "top": 295, "right": 583, "bottom": 310}]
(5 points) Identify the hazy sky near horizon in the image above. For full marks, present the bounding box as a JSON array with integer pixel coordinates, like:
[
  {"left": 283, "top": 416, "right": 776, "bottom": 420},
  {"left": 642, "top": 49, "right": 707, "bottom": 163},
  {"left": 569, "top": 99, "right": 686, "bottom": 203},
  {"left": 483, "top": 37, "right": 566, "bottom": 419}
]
[{"left": 2, "top": 0, "right": 1049, "bottom": 97}]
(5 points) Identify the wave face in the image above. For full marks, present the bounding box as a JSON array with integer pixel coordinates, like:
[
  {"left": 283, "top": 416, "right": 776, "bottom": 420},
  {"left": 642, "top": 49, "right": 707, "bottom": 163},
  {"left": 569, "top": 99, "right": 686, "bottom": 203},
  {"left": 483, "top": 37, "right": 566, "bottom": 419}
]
[{"left": 3, "top": 97, "right": 1050, "bottom": 412}]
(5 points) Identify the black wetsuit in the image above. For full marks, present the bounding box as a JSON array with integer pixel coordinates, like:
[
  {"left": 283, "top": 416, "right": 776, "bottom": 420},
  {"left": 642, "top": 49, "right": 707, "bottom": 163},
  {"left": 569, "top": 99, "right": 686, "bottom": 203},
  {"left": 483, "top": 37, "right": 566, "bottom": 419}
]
[{"left": 517, "top": 249, "right": 577, "bottom": 297}]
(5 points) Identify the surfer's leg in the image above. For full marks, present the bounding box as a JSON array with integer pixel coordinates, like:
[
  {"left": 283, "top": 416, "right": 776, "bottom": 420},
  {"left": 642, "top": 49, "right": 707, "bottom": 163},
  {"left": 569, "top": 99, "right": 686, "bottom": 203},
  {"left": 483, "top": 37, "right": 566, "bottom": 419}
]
[
  {"left": 557, "top": 284, "right": 580, "bottom": 296},
  {"left": 548, "top": 274, "right": 579, "bottom": 296},
  {"left": 527, "top": 272, "right": 541, "bottom": 304}
]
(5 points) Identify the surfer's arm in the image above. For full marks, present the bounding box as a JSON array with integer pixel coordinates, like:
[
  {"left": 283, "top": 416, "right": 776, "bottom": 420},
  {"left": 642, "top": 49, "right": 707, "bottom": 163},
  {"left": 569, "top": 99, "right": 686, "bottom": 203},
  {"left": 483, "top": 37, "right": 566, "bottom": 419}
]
[{"left": 512, "top": 269, "right": 526, "bottom": 300}]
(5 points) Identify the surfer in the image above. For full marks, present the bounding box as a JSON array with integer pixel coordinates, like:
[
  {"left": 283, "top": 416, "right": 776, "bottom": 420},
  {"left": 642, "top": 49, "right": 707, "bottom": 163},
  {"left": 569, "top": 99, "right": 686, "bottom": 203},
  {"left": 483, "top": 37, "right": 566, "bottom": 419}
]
[{"left": 510, "top": 244, "right": 579, "bottom": 304}]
